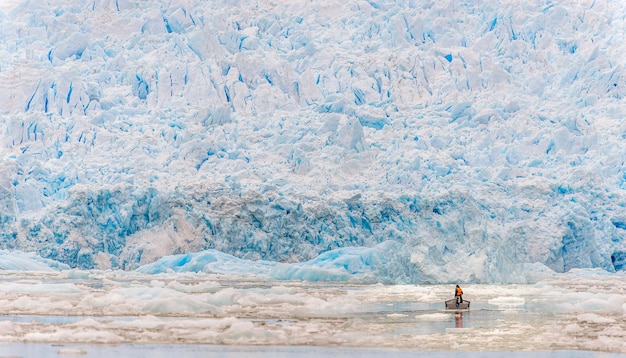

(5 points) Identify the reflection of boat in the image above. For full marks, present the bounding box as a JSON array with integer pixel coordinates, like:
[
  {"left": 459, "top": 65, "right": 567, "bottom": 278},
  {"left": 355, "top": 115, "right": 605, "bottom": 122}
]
[{"left": 445, "top": 299, "right": 470, "bottom": 310}]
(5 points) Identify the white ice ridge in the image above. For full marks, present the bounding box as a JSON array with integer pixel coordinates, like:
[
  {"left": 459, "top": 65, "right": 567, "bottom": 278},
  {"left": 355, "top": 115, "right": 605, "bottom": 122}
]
[{"left": 0, "top": 0, "right": 625, "bottom": 282}]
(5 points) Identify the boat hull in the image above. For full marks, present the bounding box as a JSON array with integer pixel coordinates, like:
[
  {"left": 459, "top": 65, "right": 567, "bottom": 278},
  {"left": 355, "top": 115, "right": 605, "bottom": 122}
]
[{"left": 445, "top": 298, "right": 470, "bottom": 310}]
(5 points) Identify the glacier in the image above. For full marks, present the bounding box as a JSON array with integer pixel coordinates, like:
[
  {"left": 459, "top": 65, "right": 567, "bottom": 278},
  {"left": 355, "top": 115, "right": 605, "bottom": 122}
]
[{"left": 1, "top": 0, "right": 626, "bottom": 283}]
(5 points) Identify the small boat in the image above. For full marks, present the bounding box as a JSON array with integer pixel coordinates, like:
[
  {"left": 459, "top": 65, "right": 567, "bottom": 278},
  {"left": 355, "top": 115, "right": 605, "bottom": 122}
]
[{"left": 445, "top": 298, "right": 470, "bottom": 310}]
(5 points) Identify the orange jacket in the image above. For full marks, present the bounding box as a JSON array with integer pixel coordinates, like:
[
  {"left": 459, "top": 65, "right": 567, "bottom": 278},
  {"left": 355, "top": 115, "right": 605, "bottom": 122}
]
[{"left": 455, "top": 287, "right": 463, "bottom": 296}]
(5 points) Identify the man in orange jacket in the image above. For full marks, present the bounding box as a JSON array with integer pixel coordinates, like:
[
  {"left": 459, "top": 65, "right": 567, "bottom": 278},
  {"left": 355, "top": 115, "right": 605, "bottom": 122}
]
[{"left": 455, "top": 285, "right": 463, "bottom": 308}]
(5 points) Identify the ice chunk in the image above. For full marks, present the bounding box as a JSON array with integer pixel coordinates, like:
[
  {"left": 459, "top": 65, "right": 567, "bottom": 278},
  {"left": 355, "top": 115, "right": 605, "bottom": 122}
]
[
  {"left": 0, "top": 250, "right": 69, "bottom": 271},
  {"left": 487, "top": 296, "right": 525, "bottom": 307},
  {"left": 136, "top": 241, "right": 415, "bottom": 284},
  {"left": 136, "top": 250, "right": 275, "bottom": 276}
]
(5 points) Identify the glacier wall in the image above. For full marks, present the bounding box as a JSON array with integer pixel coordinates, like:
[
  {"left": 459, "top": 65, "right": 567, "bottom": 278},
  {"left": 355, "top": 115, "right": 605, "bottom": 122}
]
[{"left": 1, "top": 0, "right": 626, "bottom": 282}]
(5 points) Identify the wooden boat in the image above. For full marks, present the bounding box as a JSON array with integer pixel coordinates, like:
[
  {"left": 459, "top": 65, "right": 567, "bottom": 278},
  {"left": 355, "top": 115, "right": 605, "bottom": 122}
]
[{"left": 445, "top": 298, "right": 470, "bottom": 310}]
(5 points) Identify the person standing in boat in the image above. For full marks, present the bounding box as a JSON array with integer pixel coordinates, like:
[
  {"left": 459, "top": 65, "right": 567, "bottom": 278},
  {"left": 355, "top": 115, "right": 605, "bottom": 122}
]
[{"left": 455, "top": 285, "right": 464, "bottom": 308}]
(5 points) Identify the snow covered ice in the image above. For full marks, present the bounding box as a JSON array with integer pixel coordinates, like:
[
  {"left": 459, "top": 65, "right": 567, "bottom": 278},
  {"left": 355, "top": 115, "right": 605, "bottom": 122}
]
[{"left": 1, "top": 0, "right": 626, "bottom": 354}]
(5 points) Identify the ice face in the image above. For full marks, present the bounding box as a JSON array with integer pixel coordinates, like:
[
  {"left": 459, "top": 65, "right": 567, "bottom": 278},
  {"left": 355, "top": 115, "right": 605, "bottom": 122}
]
[{"left": 0, "top": 0, "right": 625, "bottom": 283}]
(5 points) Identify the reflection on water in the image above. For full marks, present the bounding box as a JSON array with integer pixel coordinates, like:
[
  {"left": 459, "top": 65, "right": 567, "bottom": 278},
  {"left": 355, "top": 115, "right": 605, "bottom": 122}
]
[{"left": 455, "top": 312, "right": 463, "bottom": 328}]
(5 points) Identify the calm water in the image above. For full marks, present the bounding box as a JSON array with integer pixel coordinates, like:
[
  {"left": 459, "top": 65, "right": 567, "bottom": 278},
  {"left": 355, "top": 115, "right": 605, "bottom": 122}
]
[{"left": 0, "top": 343, "right": 623, "bottom": 358}]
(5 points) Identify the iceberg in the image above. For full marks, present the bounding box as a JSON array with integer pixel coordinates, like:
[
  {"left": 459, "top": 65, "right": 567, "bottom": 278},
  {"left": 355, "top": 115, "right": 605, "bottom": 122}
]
[
  {"left": 137, "top": 241, "right": 418, "bottom": 284},
  {"left": 136, "top": 249, "right": 276, "bottom": 276},
  {"left": 0, "top": 250, "right": 70, "bottom": 271},
  {"left": 0, "top": 0, "right": 625, "bottom": 283}
]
